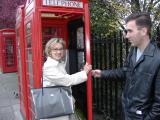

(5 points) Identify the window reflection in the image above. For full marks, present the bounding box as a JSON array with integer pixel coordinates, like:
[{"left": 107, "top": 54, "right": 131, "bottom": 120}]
[
  {"left": 25, "top": 21, "right": 33, "bottom": 87},
  {"left": 5, "top": 38, "right": 15, "bottom": 67},
  {"left": 77, "top": 27, "right": 84, "bottom": 49}
]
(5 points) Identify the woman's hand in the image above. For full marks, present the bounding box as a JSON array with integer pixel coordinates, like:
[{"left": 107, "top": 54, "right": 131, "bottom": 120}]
[{"left": 83, "top": 62, "right": 92, "bottom": 74}]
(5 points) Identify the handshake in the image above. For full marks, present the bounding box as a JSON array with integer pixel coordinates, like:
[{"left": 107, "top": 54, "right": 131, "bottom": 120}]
[{"left": 82, "top": 62, "right": 102, "bottom": 78}]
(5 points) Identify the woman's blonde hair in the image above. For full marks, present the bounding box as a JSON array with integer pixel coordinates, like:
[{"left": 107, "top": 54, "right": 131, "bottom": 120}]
[{"left": 45, "top": 38, "right": 66, "bottom": 57}]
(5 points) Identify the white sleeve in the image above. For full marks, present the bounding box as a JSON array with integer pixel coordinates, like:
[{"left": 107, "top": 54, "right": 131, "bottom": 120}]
[{"left": 43, "top": 64, "right": 87, "bottom": 86}]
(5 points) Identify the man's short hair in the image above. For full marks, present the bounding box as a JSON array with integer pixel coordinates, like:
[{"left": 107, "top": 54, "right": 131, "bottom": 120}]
[{"left": 125, "top": 12, "right": 152, "bottom": 34}]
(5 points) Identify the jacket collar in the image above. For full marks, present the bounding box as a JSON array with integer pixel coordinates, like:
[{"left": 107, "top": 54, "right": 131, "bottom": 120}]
[
  {"left": 47, "top": 57, "right": 59, "bottom": 66},
  {"left": 142, "top": 41, "right": 155, "bottom": 57},
  {"left": 132, "top": 41, "right": 155, "bottom": 68}
]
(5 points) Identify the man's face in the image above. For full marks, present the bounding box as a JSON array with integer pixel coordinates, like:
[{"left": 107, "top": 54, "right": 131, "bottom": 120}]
[{"left": 125, "top": 20, "right": 144, "bottom": 47}]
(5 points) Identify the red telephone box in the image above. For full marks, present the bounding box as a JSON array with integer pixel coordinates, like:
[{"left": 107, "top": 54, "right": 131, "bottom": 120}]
[
  {"left": 0, "top": 29, "right": 17, "bottom": 73},
  {"left": 16, "top": 0, "right": 92, "bottom": 120}
]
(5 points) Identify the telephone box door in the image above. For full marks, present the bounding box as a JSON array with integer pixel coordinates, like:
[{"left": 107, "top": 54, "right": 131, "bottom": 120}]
[{"left": 68, "top": 19, "right": 87, "bottom": 117}]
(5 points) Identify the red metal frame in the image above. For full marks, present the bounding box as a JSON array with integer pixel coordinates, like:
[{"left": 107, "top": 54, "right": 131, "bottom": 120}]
[
  {"left": 84, "top": 3, "right": 93, "bottom": 120},
  {"left": 0, "top": 29, "right": 17, "bottom": 73},
  {"left": 16, "top": 0, "right": 92, "bottom": 119},
  {"left": 16, "top": 5, "right": 29, "bottom": 119}
]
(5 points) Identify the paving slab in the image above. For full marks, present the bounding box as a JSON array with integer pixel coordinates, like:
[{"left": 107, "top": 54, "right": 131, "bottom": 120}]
[{"left": 0, "top": 72, "right": 23, "bottom": 120}]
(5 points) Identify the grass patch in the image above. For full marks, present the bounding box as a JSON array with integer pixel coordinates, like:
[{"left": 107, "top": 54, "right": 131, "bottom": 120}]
[{"left": 75, "top": 107, "right": 86, "bottom": 120}]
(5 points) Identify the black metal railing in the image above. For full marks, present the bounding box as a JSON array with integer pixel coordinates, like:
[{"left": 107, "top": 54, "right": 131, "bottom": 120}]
[{"left": 92, "top": 31, "right": 129, "bottom": 120}]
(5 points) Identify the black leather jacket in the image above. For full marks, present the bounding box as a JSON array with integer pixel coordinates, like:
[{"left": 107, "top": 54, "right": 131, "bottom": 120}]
[{"left": 101, "top": 41, "right": 160, "bottom": 120}]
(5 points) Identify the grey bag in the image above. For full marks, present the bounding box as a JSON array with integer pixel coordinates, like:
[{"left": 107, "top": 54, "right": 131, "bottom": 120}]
[{"left": 30, "top": 86, "right": 74, "bottom": 119}]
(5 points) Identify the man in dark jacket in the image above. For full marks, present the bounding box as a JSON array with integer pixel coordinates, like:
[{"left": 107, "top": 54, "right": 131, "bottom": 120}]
[{"left": 92, "top": 13, "right": 160, "bottom": 120}]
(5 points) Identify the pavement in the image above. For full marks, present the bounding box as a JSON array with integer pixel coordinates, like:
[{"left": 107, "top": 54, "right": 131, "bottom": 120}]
[{"left": 0, "top": 72, "right": 23, "bottom": 120}]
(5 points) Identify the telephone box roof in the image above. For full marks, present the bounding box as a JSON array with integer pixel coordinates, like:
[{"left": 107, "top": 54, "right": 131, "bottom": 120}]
[{"left": 24, "top": 0, "right": 88, "bottom": 20}]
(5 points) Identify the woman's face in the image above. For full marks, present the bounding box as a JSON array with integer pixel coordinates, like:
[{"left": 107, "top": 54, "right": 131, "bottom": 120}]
[{"left": 50, "top": 43, "right": 65, "bottom": 61}]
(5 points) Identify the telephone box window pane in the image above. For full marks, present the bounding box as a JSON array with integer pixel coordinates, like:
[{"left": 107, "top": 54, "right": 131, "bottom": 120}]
[
  {"left": 43, "top": 27, "right": 57, "bottom": 35},
  {"left": 26, "top": 22, "right": 31, "bottom": 35},
  {"left": 26, "top": 22, "right": 33, "bottom": 87},
  {"left": 42, "top": 26, "right": 63, "bottom": 37},
  {"left": 42, "top": 26, "right": 64, "bottom": 62},
  {"left": 27, "top": 49, "right": 33, "bottom": 86},
  {"left": 26, "top": 35, "right": 32, "bottom": 66},
  {"left": 77, "top": 52, "right": 85, "bottom": 70},
  {"left": 28, "top": 63, "right": 33, "bottom": 86},
  {"left": 16, "top": 30, "right": 23, "bottom": 84},
  {"left": 77, "top": 27, "right": 84, "bottom": 49},
  {"left": 5, "top": 38, "right": 15, "bottom": 67},
  {"left": 26, "top": 36, "right": 32, "bottom": 48}
]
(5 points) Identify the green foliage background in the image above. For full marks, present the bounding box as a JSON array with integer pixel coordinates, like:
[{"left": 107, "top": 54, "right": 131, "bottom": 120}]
[
  {"left": 89, "top": 0, "right": 160, "bottom": 38},
  {"left": 89, "top": 1, "right": 118, "bottom": 37}
]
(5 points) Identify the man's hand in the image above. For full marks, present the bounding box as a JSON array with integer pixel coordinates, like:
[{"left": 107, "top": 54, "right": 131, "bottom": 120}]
[{"left": 92, "top": 69, "right": 102, "bottom": 78}]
